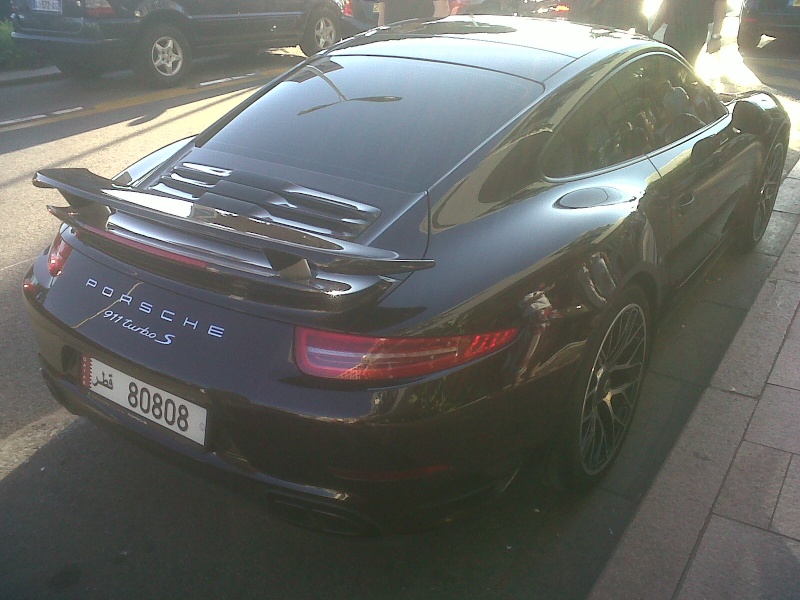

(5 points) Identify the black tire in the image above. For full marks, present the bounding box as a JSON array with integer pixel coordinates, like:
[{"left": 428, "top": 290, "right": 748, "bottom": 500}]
[
  {"left": 133, "top": 24, "right": 192, "bottom": 88},
  {"left": 737, "top": 27, "right": 762, "bottom": 52},
  {"left": 299, "top": 8, "right": 340, "bottom": 57},
  {"left": 53, "top": 58, "right": 104, "bottom": 80},
  {"left": 550, "top": 285, "right": 651, "bottom": 491},
  {"left": 735, "top": 139, "right": 787, "bottom": 250}
]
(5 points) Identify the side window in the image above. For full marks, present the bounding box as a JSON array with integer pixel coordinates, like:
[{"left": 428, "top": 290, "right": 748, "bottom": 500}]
[
  {"left": 610, "top": 54, "right": 726, "bottom": 151},
  {"left": 544, "top": 82, "right": 636, "bottom": 178}
]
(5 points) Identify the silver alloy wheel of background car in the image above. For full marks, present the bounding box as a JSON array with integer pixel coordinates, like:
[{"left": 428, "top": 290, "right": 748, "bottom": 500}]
[
  {"left": 300, "top": 9, "right": 340, "bottom": 56},
  {"left": 313, "top": 16, "right": 338, "bottom": 50},
  {"left": 150, "top": 35, "right": 185, "bottom": 78},
  {"left": 134, "top": 24, "right": 192, "bottom": 87},
  {"left": 579, "top": 302, "right": 647, "bottom": 476},
  {"left": 751, "top": 142, "right": 785, "bottom": 242}
]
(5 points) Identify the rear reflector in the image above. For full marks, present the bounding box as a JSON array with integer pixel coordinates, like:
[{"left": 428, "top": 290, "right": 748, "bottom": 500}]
[
  {"left": 48, "top": 231, "right": 72, "bottom": 277},
  {"left": 295, "top": 327, "right": 518, "bottom": 381}
]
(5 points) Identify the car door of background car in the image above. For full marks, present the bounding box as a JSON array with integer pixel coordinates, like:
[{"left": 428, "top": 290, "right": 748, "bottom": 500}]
[
  {"left": 267, "top": 0, "right": 308, "bottom": 40},
  {"left": 188, "top": 0, "right": 274, "bottom": 48},
  {"left": 618, "top": 53, "right": 750, "bottom": 287}
]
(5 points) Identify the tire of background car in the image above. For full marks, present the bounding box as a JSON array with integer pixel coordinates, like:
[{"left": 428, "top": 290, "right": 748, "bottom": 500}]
[
  {"left": 735, "top": 138, "right": 787, "bottom": 250},
  {"left": 736, "top": 27, "right": 762, "bottom": 51},
  {"left": 299, "top": 7, "right": 341, "bottom": 56},
  {"left": 547, "top": 285, "right": 651, "bottom": 491},
  {"left": 133, "top": 23, "right": 192, "bottom": 88},
  {"left": 53, "top": 58, "right": 104, "bottom": 80}
]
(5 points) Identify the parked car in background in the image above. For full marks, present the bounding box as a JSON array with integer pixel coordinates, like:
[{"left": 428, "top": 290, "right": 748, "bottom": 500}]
[
  {"left": 341, "top": 0, "right": 379, "bottom": 35},
  {"left": 10, "top": 0, "right": 344, "bottom": 86},
  {"left": 449, "top": 0, "right": 577, "bottom": 19},
  {"left": 24, "top": 16, "right": 789, "bottom": 535},
  {"left": 737, "top": 0, "right": 800, "bottom": 51},
  {"left": 340, "top": 0, "right": 574, "bottom": 36}
]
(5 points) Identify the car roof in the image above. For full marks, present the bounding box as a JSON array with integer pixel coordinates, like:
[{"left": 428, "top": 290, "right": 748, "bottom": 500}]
[{"left": 331, "top": 15, "right": 657, "bottom": 83}]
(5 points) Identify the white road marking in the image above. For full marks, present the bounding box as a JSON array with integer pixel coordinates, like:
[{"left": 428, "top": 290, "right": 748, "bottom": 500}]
[
  {"left": 196, "top": 73, "right": 256, "bottom": 88},
  {"left": 51, "top": 106, "right": 84, "bottom": 115},
  {"left": 0, "top": 114, "right": 47, "bottom": 126},
  {"left": 0, "top": 106, "right": 86, "bottom": 128},
  {"left": 0, "top": 409, "right": 78, "bottom": 481}
]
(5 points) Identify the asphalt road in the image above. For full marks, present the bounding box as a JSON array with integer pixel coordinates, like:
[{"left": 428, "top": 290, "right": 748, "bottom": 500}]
[{"left": 1, "top": 30, "right": 800, "bottom": 600}]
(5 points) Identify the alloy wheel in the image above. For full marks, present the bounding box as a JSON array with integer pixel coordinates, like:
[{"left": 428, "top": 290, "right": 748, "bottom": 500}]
[
  {"left": 151, "top": 35, "right": 184, "bottom": 78},
  {"left": 752, "top": 143, "right": 784, "bottom": 242},
  {"left": 314, "top": 17, "right": 338, "bottom": 50},
  {"left": 579, "top": 303, "right": 647, "bottom": 475}
]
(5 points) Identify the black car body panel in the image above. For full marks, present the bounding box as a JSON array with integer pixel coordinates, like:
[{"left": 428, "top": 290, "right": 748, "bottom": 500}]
[{"left": 23, "top": 17, "right": 790, "bottom": 533}]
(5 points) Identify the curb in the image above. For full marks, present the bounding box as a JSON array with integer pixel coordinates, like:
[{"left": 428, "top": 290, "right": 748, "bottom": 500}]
[{"left": 0, "top": 65, "right": 60, "bottom": 88}]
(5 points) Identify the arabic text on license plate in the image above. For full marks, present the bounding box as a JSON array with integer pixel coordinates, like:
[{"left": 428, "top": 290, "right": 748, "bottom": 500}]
[
  {"left": 82, "top": 357, "right": 207, "bottom": 445},
  {"left": 33, "top": 0, "right": 62, "bottom": 12}
]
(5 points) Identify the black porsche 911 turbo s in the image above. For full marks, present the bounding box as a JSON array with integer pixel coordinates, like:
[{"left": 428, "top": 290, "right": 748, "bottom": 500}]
[{"left": 23, "top": 16, "right": 789, "bottom": 535}]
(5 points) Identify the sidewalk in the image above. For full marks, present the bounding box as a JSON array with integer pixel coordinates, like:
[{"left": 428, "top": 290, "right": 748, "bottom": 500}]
[{"left": 590, "top": 159, "right": 800, "bottom": 599}]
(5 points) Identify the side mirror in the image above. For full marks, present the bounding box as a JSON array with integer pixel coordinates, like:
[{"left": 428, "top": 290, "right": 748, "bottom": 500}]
[{"left": 731, "top": 99, "right": 769, "bottom": 135}]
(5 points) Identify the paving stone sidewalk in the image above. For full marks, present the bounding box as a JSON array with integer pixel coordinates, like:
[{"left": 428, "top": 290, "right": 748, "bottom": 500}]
[{"left": 590, "top": 162, "right": 800, "bottom": 599}]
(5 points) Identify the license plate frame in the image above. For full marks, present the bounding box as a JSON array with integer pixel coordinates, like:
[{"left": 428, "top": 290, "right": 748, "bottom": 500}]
[
  {"left": 32, "top": 0, "right": 62, "bottom": 13},
  {"left": 82, "top": 356, "right": 208, "bottom": 446}
]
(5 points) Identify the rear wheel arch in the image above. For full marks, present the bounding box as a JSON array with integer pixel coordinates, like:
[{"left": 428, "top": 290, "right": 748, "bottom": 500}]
[
  {"left": 626, "top": 271, "right": 660, "bottom": 321},
  {"left": 134, "top": 10, "right": 196, "bottom": 48},
  {"left": 547, "top": 282, "right": 652, "bottom": 490}
]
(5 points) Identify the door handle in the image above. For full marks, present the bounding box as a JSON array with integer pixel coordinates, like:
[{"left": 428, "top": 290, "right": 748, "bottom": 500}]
[{"left": 677, "top": 194, "right": 695, "bottom": 216}]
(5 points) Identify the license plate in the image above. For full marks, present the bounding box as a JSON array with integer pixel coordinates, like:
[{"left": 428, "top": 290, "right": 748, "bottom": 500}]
[
  {"left": 794, "top": 0, "right": 800, "bottom": 7},
  {"left": 82, "top": 357, "right": 207, "bottom": 445},
  {"left": 32, "top": 0, "right": 62, "bottom": 12}
]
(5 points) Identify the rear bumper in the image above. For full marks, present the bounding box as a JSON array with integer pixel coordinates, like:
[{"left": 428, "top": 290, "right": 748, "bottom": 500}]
[
  {"left": 36, "top": 352, "right": 523, "bottom": 534},
  {"left": 12, "top": 31, "right": 133, "bottom": 66},
  {"left": 22, "top": 259, "right": 562, "bottom": 533},
  {"left": 11, "top": 15, "right": 140, "bottom": 66}
]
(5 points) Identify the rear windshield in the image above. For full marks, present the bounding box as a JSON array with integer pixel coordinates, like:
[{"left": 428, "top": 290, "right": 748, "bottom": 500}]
[{"left": 204, "top": 55, "right": 543, "bottom": 192}]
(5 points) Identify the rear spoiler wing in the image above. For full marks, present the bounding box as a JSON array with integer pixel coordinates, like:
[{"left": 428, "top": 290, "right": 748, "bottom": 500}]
[{"left": 34, "top": 168, "right": 434, "bottom": 279}]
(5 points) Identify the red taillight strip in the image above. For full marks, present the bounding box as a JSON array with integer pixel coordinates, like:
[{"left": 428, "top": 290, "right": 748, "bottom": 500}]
[
  {"left": 78, "top": 224, "right": 209, "bottom": 269},
  {"left": 295, "top": 327, "right": 519, "bottom": 381},
  {"left": 48, "top": 231, "right": 73, "bottom": 276},
  {"left": 47, "top": 205, "right": 209, "bottom": 270}
]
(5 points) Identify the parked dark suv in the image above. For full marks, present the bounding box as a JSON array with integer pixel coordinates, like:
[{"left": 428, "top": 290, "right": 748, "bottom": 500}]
[{"left": 10, "top": 0, "right": 344, "bottom": 86}]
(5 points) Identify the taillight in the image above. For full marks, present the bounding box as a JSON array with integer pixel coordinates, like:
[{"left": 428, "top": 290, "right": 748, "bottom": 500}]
[
  {"left": 553, "top": 4, "right": 570, "bottom": 11},
  {"left": 448, "top": 0, "right": 469, "bottom": 14},
  {"left": 343, "top": 0, "right": 354, "bottom": 17},
  {"left": 48, "top": 231, "right": 72, "bottom": 277},
  {"left": 295, "top": 327, "right": 519, "bottom": 381},
  {"left": 84, "top": 0, "right": 115, "bottom": 18}
]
